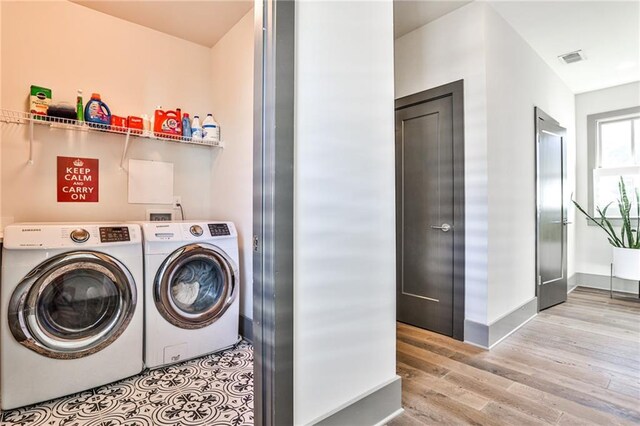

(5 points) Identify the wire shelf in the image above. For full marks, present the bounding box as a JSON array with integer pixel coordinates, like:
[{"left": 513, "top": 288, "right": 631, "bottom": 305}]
[{"left": 0, "top": 108, "right": 223, "bottom": 147}]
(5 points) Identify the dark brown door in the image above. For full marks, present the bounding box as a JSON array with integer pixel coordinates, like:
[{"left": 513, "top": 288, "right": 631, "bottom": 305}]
[{"left": 396, "top": 95, "right": 455, "bottom": 336}]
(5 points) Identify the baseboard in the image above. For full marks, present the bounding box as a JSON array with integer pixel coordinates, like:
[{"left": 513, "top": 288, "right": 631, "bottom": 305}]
[
  {"left": 567, "top": 274, "right": 578, "bottom": 294},
  {"left": 239, "top": 314, "right": 253, "bottom": 342},
  {"left": 573, "top": 272, "right": 638, "bottom": 295},
  {"left": 311, "top": 376, "right": 402, "bottom": 426},
  {"left": 464, "top": 297, "right": 538, "bottom": 349}
]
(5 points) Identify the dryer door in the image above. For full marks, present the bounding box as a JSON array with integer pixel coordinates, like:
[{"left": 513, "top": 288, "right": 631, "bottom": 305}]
[
  {"left": 9, "top": 251, "right": 137, "bottom": 359},
  {"left": 154, "top": 243, "right": 238, "bottom": 329}
]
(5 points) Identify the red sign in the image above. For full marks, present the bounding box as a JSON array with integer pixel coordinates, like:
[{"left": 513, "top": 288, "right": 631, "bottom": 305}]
[{"left": 57, "top": 157, "right": 99, "bottom": 202}]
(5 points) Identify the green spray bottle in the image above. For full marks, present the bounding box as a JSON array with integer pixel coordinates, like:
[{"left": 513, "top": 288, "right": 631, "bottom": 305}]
[{"left": 76, "top": 89, "right": 84, "bottom": 122}]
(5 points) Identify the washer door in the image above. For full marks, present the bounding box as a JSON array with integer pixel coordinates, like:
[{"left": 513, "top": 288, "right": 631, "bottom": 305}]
[
  {"left": 154, "top": 243, "right": 238, "bottom": 329},
  {"left": 9, "top": 251, "right": 137, "bottom": 359}
]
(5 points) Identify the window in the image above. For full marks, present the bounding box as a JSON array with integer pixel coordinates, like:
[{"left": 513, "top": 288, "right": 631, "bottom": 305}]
[{"left": 588, "top": 107, "right": 640, "bottom": 219}]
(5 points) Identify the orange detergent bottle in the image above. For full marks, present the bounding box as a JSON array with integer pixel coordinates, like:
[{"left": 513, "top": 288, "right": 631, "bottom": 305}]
[{"left": 154, "top": 108, "right": 182, "bottom": 138}]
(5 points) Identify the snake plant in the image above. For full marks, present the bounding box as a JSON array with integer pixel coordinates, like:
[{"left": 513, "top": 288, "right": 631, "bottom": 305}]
[{"left": 573, "top": 177, "right": 640, "bottom": 249}]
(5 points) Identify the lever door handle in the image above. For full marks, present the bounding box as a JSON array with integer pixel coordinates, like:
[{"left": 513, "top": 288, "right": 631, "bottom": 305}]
[{"left": 430, "top": 223, "right": 452, "bottom": 232}]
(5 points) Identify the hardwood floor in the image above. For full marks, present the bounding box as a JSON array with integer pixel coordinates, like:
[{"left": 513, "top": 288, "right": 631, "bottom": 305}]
[{"left": 389, "top": 287, "right": 640, "bottom": 425}]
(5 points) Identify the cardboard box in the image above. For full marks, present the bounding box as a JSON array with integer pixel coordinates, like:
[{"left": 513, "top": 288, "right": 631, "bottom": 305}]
[{"left": 30, "top": 85, "right": 52, "bottom": 116}]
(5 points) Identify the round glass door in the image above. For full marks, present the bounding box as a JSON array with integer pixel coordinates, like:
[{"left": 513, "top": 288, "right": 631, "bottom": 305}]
[
  {"left": 9, "top": 252, "right": 137, "bottom": 359},
  {"left": 155, "top": 243, "right": 238, "bottom": 329}
]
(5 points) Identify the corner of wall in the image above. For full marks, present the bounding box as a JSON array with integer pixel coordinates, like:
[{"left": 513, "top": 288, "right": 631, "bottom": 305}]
[{"left": 0, "top": 1, "right": 4, "bottom": 228}]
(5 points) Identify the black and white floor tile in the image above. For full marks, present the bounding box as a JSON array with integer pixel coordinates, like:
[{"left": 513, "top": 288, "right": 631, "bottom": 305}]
[{"left": 1, "top": 341, "right": 253, "bottom": 426}]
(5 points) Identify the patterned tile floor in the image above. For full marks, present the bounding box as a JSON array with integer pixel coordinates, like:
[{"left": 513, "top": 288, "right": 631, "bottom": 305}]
[{"left": 1, "top": 341, "right": 253, "bottom": 426}]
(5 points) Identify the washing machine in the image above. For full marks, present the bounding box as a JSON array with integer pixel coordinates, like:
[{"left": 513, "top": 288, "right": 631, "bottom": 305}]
[
  {"left": 1, "top": 223, "right": 144, "bottom": 410},
  {"left": 139, "top": 221, "right": 239, "bottom": 369}
]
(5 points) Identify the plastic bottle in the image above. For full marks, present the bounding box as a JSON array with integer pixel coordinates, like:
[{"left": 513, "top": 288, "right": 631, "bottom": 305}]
[
  {"left": 84, "top": 93, "right": 111, "bottom": 127},
  {"left": 154, "top": 108, "right": 182, "bottom": 138},
  {"left": 141, "top": 114, "right": 151, "bottom": 136},
  {"left": 150, "top": 105, "right": 162, "bottom": 138},
  {"left": 202, "top": 114, "right": 219, "bottom": 142},
  {"left": 182, "top": 113, "right": 192, "bottom": 139},
  {"left": 191, "top": 115, "right": 203, "bottom": 141},
  {"left": 76, "top": 90, "right": 84, "bottom": 122}
]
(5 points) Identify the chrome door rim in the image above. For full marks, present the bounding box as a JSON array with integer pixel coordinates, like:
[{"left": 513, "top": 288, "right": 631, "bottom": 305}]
[
  {"left": 154, "top": 243, "right": 238, "bottom": 329},
  {"left": 8, "top": 251, "right": 137, "bottom": 359}
]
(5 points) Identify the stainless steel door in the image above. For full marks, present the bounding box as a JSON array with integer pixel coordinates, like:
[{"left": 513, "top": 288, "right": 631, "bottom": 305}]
[
  {"left": 9, "top": 251, "right": 137, "bottom": 359},
  {"left": 396, "top": 96, "right": 455, "bottom": 336},
  {"left": 536, "top": 108, "right": 568, "bottom": 310},
  {"left": 154, "top": 243, "right": 238, "bottom": 329}
]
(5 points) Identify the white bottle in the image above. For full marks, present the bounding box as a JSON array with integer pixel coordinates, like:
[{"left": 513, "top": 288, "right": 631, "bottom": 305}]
[
  {"left": 202, "top": 113, "right": 219, "bottom": 143},
  {"left": 149, "top": 105, "right": 162, "bottom": 139},
  {"left": 141, "top": 114, "right": 151, "bottom": 137},
  {"left": 191, "top": 115, "right": 203, "bottom": 141}
]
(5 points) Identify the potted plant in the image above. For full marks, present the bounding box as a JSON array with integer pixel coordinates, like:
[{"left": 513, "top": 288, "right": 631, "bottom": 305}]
[{"left": 573, "top": 177, "right": 640, "bottom": 281}]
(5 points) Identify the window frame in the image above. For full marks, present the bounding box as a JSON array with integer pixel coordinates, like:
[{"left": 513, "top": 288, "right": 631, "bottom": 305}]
[{"left": 587, "top": 106, "right": 640, "bottom": 222}]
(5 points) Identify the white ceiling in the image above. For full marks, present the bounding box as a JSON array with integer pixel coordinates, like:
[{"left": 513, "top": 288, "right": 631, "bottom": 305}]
[
  {"left": 394, "top": 1, "right": 639, "bottom": 94},
  {"left": 488, "top": 1, "right": 640, "bottom": 94},
  {"left": 72, "top": 0, "right": 253, "bottom": 48},
  {"left": 394, "top": 0, "right": 472, "bottom": 39}
]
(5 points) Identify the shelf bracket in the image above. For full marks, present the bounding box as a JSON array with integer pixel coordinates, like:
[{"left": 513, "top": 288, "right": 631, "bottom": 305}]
[
  {"left": 28, "top": 118, "right": 34, "bottom": 165},
  {"left": 120, "top": 129, "right": 131, "bottom": 169}
]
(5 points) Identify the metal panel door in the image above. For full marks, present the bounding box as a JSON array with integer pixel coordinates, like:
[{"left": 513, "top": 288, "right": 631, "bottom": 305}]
[
  {"left": 536, "top": 108, "right": 568, "bottom": 311},
  {"left": 396, "top": 96, "right": 454, "bottom": 336}
]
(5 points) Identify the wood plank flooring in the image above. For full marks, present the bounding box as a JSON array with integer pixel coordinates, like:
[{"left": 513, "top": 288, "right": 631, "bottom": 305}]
[{"left": 389, "top": 287, "right": 640, "bottom": 425}]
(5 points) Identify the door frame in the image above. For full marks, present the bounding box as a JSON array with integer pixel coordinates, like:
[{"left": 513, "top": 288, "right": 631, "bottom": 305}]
[
  {"left": 253, "top": 1, "right": 295, "bottom": 425},
  {"left": 395, "top": 80, "right": 466, "bottom": 341},
  {"left": 534, "top": 107, "right": 568, "bottom": 311}
]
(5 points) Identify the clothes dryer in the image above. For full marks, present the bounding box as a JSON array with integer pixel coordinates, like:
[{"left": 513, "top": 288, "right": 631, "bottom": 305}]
[{"left": 138, "top": 221, "right": 239, "bottom": 369}]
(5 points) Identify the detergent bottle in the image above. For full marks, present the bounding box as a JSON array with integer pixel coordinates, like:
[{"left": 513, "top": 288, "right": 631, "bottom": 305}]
[
  {"left": 182, "top": 113, "right": 192, "bottom": 139},
  {"left": 191, "top": 115, "right": 203, "bottom": 141},
  {"left": 202, "top": 114, "right": 219, "bottom": 143},
  {"left": 154, "top": 108, "right": 182, "bottom": 138},
  {"left": 84, "top": 93, "right": 111, "bottom": 127}
]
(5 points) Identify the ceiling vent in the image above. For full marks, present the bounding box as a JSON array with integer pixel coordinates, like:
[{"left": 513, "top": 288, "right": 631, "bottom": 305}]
[{"left": 558, "top": 50, "right": 586, "bottom": 64}]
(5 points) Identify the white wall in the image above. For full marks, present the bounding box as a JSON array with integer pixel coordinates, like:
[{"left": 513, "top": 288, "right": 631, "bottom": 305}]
[
  {"left": 209, "top": 10, "right": 254, "bottom": 320},
  {"left": 484, "top": 6, "right": 575, "bottom": 323},
  {"left": 1, "top": 1, "right": 214, "bottom": 223},
  {"left": 295, "top": 1, "right": 397, "bottom": 424},
  {"left": 394, "top": 2, "right": 576, "bottom": 327},
  {"left": 395, "top": 1, "right": 489, "bottom": 325},
  {"left": 574, "top": 82, "right": 640, "bottom": 278}
]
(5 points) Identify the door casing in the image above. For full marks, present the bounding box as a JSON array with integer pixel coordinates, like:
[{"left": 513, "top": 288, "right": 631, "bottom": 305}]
[
  {"left": 253, "top": 1, "right": 295, "bottom": 425},
  {"left": 395, "top": 80, "right": 466, "bottom": 341}
]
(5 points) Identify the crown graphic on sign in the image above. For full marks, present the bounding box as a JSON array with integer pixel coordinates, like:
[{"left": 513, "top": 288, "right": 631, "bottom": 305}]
[{"left": 73, "top": 159, "right": 84, "bottom": 167}]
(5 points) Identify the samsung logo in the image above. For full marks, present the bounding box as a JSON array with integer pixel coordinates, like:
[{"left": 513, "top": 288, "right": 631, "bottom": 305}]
[{"left": 21, "top": 228, "right": 41, "bottom": 232}]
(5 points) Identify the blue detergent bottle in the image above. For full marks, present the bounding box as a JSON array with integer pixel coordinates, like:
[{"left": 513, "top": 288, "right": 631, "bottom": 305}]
[
  {"left": 84, "top": 93, "right": 111, "bottom": 127},
  {"left": 182, "top": 113, "right": 192, "bottom": 139}
]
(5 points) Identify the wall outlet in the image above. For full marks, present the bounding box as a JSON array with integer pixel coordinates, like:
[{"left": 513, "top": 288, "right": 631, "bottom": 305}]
[{"left": 173, "top": 196, "right": 182, "bottom": 209}]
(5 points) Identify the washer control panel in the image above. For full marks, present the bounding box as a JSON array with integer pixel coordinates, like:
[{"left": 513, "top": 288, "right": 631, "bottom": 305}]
[
  {"left": 99, "top": 226, "right": 131, "bottom": 243},
  {"left": 70, "top": 228, "right": 90, "bottom": 243},
  {"left": 208, "top": 223, "right": 230, "bottom": 237}
]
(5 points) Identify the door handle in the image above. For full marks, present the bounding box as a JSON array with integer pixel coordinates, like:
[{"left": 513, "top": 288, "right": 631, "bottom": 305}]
[
  {"left": 563, "top": 219, "right": 572, "bottom": 225},
  {"left": 430, "top": 223, "right": 452, "bottom": 232}
]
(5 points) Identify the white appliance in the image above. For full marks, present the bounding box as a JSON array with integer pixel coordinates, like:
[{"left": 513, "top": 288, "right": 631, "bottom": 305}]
[
  {"left": 139, "top": 221, "right": 239, "bottom": 369},
  {"left": 1, "top": 223, "right": 144, "bottom": 410}
]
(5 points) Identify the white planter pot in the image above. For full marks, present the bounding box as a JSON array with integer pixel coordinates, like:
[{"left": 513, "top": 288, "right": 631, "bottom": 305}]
[{"left": 612, "top": 247, "right": 640, "bottom": 281}]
